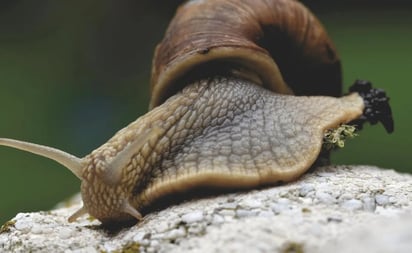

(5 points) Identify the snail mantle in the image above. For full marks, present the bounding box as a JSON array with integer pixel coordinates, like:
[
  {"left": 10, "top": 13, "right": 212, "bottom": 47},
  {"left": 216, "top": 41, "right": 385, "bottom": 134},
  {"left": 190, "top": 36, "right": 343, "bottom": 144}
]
[{"left": 1, "top": 165, "right": 411, "bottom": 253}]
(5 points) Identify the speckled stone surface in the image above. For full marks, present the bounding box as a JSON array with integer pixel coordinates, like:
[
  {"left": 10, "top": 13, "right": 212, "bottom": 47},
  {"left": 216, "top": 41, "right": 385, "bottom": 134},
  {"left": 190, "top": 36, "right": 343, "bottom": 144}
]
[{"left": 1, "top": 165, "right": 411, "bottom": 253}]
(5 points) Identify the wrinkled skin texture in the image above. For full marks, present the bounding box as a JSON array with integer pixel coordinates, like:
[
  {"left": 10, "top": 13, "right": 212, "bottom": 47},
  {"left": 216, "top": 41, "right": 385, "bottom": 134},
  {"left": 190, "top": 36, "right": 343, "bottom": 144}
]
[{"left": 82, "top": 76, "right": 363, "bottom": 223}]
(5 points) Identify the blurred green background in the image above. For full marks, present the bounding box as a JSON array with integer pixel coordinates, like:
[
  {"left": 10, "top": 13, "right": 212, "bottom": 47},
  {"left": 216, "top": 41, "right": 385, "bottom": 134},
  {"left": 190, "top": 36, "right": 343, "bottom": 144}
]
[{"left": 0, "top": 1, "right": 410, "bottom": 225}]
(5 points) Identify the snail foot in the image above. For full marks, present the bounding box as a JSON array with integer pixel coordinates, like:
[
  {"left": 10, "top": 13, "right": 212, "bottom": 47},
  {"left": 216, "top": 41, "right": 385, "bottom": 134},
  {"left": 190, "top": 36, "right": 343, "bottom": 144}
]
[{"left": 349, "top": 80, "right": 394, "bottom": 133}]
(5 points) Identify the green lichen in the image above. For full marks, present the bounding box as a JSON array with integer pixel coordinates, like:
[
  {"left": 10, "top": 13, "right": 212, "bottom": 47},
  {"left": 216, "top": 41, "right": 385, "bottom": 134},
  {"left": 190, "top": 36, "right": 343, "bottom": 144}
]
[
  {"left": 109, "top": 242, "right": 141, "bottom": 253},
  {"left": 323, "top": 124, "right": 357, "bottom": 151},
  {"left": 121, "top": 243, "right": 140, "bottom": 253},
  {"left": 281, "top": 242, "right": 304, "bottom": 253},
  {"left": 0, "top": 220, "right": 16, "bottom": 234},
  {"left": 87, "top": 215, "right": 97, "bottom": 222}
]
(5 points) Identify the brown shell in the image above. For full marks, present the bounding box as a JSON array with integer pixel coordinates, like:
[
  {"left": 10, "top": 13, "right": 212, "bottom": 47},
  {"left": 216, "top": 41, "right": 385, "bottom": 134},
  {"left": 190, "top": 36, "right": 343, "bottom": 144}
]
[{"left": 150, "top": 0, "right": 341, "bottom": 109}]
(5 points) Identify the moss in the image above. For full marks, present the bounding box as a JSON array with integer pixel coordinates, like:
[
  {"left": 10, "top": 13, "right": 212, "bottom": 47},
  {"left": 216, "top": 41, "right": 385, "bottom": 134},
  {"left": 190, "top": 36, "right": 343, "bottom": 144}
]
[
  {"left": 323, "top": 124, "right": 357, "bottom": 151},
  {"left": 281, "top": 242, "right": 304, "bottom": 253},
  {"left": 87, "top": 215, "right": 97, "bottom": 222},
  {"left": 122, "top": 242, "right": 141, "bottom": 253},
  {"left": 39, "top": 210, "right": 52, "bottom": 216},
  {"left": 110, "top": 242, "right": 141, "bottom": 253},
  {"left": 0, "top": 220, "right": 16, "bottom": 234}
]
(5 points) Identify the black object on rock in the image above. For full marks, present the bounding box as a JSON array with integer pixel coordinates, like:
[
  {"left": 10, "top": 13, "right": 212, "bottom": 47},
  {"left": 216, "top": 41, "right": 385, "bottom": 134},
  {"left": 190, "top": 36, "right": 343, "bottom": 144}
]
[{"left": 349, "top": 80, "right": 394, "bottom": 133}]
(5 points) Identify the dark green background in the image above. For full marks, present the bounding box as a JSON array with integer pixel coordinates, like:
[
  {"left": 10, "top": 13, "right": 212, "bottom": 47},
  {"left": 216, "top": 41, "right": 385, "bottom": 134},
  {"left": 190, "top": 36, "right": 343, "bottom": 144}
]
[{"left": 0, "top": 1, "right": 410, "bottom": 225}]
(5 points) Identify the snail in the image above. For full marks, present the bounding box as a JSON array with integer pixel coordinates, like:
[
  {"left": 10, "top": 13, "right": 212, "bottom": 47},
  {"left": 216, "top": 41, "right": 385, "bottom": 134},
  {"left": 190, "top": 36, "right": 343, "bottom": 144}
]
[{"left": 0, "top": 0, "right": 393, "bottom": 225}]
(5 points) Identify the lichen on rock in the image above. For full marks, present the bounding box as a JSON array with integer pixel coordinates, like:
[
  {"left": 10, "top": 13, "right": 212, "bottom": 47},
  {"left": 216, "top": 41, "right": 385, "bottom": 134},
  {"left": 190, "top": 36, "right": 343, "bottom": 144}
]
[{"left": 0, "top": 166, "right": 411, "bottom": 253}]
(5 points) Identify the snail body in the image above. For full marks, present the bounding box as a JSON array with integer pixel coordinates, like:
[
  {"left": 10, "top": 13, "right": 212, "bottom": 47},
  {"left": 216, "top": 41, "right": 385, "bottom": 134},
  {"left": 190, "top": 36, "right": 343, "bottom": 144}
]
[{"left": 0, "top": 0, "right": 393, "bottom": 225}]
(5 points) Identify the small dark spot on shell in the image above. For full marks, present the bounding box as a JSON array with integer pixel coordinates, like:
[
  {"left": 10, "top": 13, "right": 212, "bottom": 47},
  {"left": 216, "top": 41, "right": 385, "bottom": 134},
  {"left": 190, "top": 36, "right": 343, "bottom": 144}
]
[{"left": 198, "top": 48, "right": 210, "bottom": 55}]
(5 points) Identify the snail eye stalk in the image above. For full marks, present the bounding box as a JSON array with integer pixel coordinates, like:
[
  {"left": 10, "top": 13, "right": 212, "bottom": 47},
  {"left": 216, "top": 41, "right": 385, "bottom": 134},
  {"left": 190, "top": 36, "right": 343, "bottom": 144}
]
[{"left": 0, "top": 138, "right": 84, "bottom": 179}]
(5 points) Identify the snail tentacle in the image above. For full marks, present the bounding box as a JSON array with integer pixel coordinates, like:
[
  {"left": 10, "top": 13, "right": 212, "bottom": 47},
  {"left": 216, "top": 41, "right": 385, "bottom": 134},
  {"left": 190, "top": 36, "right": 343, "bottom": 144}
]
[
  {"left": 121, "top": 200, "right": 142, "bottom": 221},
  {"left": 0, "top": 138, "right": 83, "bottom": 179},
  {"left": 68, "top": 206, "right": 88, "bottom": 223},
  {"left": 103, "top": 126, "right": 164, "bottom": 186}
]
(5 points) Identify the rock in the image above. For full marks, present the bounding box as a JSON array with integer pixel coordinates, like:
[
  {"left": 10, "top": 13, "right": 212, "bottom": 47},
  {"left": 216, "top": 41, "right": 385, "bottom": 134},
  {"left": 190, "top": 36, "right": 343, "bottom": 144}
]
[
  {"left": 362, "top": 197, "right": 376, "bottom": 212},
  {"left": 181, "top": 211, "right": 204, "bottom": 224},
  {"left": 341, "top": 199, "right": 363, "bottom": 211},
  {"left": 0, "top": 165, "right": 411, "bottom": 253},
  {"left": 375, "top": 194, "right": 390, "bottom": 205},
  {"left": 319, "top": 213, "right": 412, "bottom": 253}
]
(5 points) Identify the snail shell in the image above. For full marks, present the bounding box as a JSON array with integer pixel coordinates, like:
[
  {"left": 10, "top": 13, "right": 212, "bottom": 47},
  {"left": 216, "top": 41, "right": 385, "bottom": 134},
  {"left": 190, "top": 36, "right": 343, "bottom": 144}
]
[
  {"left": 0, "top": 0, "right": 391, "bottom": 225},
  {"left": 150, "top": 0, "right": 342, "bottom": 108}
]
